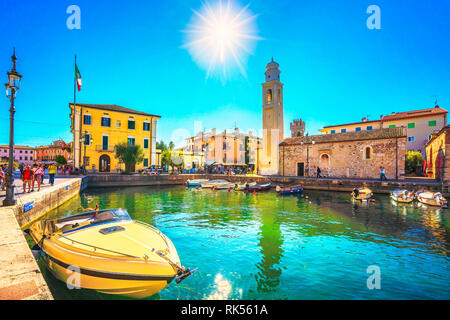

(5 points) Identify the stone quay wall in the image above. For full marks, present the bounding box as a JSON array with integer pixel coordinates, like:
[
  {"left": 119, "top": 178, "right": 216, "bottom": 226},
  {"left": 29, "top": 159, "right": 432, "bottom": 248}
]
[{"left": 13, "top": 177, "right": 88, "bottom": 228}]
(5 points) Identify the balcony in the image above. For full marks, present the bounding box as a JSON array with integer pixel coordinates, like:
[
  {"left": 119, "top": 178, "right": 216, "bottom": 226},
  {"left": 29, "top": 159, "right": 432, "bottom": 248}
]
[{"left": 95, "top": 145, "right": 115, "bottom": 152}]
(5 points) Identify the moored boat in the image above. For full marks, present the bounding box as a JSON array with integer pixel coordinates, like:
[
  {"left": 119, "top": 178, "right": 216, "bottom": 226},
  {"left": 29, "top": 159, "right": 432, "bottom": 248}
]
[
  {"left": 390, "top": 188, "right": 414, "bottom": 203},
  {"left": 245, "top": 182, "right": 272, "bottom": 192},
  {"left": 234, "top": 182, "right": 257, "bottom": 191},
  {"left": 185, "top": 179, "right": 209, "bottom": 187},
  {"left": 201, "top": 180, "right": 230, "bottom": 188},
  {"left": 276, "top": 184, "right": 303, "bottom": 195},
  {"left": 213, "top": 183, "right": 236, "bottom": 190},
  {"left": 351, "top": 187, "right": 373, "bottom": 201},
  {"left": 29, "top": 209, "right": 196, "bottom": 298},
  {"left": 416, "top": 190, "right": 447, "bottom": 208}
]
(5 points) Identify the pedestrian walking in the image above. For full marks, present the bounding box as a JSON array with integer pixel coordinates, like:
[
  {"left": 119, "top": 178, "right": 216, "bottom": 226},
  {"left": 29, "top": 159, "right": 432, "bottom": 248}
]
[
  {"left": 33, "top": 165, "right": 44, "bottom": 191},
  {"left": 380, "top": 166, "right": 387, "bottom": 181},
  {"left": 48, "top": 163, "right": 57, "bottom": 186},
  {"left": 21, "top": 166, "right": 33, "bottom": 193},
  {"left": 0, "top": 168, "right": 4, "bottom": 191},
  {"left": 317, "top": 167, "right": 321, "bottom": 178}
]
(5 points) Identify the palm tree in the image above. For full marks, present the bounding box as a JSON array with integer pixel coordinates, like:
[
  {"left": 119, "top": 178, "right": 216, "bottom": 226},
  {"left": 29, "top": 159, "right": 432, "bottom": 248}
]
[{"left": 114, "top": 142, "right": 144, "bottom": 173}]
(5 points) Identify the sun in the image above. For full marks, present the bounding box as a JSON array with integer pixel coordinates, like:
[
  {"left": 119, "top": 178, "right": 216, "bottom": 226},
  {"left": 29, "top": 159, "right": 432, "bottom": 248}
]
[{"left": 182, "top": 0, "right": 262, "bottom": 82}]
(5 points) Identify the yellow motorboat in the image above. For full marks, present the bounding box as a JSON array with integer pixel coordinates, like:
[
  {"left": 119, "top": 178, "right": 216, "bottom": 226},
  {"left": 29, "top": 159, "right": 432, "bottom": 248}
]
[
  {"left": 351, "top": 187, "right": 373, "bottom": 201},
  {"left": 28, "top": 208, "right": 196, "bottom": 298}
]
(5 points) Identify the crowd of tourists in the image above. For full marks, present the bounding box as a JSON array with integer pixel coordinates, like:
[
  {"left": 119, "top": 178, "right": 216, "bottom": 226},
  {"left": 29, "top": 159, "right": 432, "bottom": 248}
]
[{"left": 0, "top": 163, "right": 73, "bottom": 194}]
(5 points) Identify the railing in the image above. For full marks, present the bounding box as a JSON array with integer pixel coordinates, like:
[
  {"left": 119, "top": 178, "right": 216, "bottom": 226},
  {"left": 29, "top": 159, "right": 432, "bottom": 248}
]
[{"left": 95, "top": 145, "right": 115, "bottom": 152}]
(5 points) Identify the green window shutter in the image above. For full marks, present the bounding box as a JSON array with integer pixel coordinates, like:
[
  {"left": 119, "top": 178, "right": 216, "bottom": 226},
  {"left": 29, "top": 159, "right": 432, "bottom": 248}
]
[
  {"left": 389, "top": 125, "right": 395, "bottom": 128},
  {"left": 408, "top": 123, "right": 415, "bottom": 129},
  {"left": 428, "top": 120, "right": 436, "bottom": 127}
]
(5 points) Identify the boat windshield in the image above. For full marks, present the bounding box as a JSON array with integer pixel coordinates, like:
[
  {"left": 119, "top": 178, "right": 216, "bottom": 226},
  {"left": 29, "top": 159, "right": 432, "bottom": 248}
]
[{"left": 55, "top": 208, "right": 131, "bottom": 233}]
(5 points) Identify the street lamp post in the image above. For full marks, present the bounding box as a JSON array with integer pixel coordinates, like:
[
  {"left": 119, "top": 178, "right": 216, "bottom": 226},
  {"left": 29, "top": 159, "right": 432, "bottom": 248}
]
[
  {"left": 3, "top": 49, "right": 22, "bottom": 207},
  {"left": 80, "top": 130, "right": 92, "bottom": 174},
  {"left": 301, "top": 140, "right": 315, "bottom": 177}
]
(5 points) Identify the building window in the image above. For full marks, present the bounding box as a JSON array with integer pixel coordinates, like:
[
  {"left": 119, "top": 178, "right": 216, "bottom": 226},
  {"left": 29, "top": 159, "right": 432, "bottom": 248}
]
[
  {"left": 408, "top": 123, "right": 415, "bottom": 129},
  {"left": 19, "top": 150, "right": 22, "bottom": 153},
  {"left": 30, "top": 157, "right": 33, "bottom": 160},
  {"left": 408, "top": 136, "right": 415, "bottom": 142},
  {"left": 330, "top": 130, "right": 336, "bottom": 134},
  {"left": 364, "top": 147, "right": 372, "bottom": 160},
  {"left": 102, "top": 135, "right": 109, "bottom": 151},
  {"left": 128, "top": 119, "right": 135, "bottom": 130},
  {"left": 428, "top": 120, "right": 437, "bottom": 127},
  {"left": 84, "top": 114, "right": 91, "bottom": 125},
  {"left": 341, "top": 129, "right": 346, "bottom": 133},
  {"left": 144, "top": 138, "right": 149, "bottom": 149},
  {"left": 128, "top": 137, "right": 135, "bottom": 145},
  {"left": 320, "top": 154, "right": 330, "bottom": 168},
  {"left": 116, "top": 120, "right": 121, "bottom": 127},
  {"left": 389, "top": 125, "right": 396, "bottom": 128},
  {"left": 267, "top": 89, "right": 272, "bottom": 103},
  {"left": 143, "top": 159, "right": 149, "bottom": 167},
  {"left": 367, "top": 126, "right": 373, "bottom": 130},
  {"left": 355, "top": 127, "right": 361, "bottom": 132},
  {"left": 24, "top": 157, "right": 28, "bottom": 160},
  {"left": 143, "top": 122, "right": 150, "bottom": 131},
  {"left": 101, "top": 117, "right": 111, "bottom": 127}
]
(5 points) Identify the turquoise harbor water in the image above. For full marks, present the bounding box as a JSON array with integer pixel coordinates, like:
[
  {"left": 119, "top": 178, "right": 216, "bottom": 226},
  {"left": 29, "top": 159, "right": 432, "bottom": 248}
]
[{"left": 33, "top": 186, "right": 450, "bottom": 300}]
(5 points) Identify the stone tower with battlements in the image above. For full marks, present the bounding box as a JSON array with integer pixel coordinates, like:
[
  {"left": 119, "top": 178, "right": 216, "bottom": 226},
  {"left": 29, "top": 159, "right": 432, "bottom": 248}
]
[{"left": 290, "top": 119, "right": 305, "bottom": 137}]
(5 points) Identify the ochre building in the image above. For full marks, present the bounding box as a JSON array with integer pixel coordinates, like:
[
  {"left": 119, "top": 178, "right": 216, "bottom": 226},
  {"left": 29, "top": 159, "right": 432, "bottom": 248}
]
[
  {"left": 69, "top": 103, "right": 160, "bottom": 172},
  {"left": 425, "top": 125, "right": 450, "bottom": 182},
  {"left": 279, "top": 127, "right": 407, "bottom": 180}
]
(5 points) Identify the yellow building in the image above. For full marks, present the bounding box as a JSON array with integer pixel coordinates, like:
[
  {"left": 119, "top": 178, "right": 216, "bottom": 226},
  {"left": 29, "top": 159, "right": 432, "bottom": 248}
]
[{"left": 69, "top": 103, "right": 161, "bottom": 172}]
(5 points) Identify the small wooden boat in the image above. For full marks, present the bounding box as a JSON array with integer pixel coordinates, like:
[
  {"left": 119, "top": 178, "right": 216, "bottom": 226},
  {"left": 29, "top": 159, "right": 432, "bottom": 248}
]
[
  {"left": 390, "top": 188, "right": 414, "bottom": 203},
  {"left": 201, "top": 180, "right": 230, "bottom": 188},
  {"left": 416, "top": 190, "right": 447, "bottom": 208},
  {"left": 28, "top": 209, "right": 196, "bottom": 298},
  {"left": 276, "top": 184, "right": 303, "bottom": 195},
  {"left": 351, "top": 187, "right": 373, "bottom": 201},
  {"left": 185, "top": 179, "right": 209, "bottom": 187},
  {"left": 245, "top": 182, "right": 272, "bottom": 192},
  {"left": 213, "top": 183, "right": 236, "bottom": 190},
  {"left": 234, "top": 182, "right": 257, "bottom": 191}
]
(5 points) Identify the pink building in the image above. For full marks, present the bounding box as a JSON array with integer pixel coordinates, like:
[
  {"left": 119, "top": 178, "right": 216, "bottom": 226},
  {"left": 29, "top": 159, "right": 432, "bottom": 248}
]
[{"left": 0, "top": 145, "right": 36, "bottom": 166}]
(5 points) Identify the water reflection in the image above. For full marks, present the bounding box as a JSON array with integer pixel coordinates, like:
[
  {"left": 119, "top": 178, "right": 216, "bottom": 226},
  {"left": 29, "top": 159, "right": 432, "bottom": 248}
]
[
  {"left": 255, "top": 201, "right": 284, "bottom": 293},
  {"left": 32, "top": 186, "right": 450, "bottom": 300}
]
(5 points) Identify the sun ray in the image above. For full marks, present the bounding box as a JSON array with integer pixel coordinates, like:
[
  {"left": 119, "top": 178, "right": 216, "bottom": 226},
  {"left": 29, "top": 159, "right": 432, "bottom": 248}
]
[{"left": 182, "top": 0, "right": 262, "bottom": 82}]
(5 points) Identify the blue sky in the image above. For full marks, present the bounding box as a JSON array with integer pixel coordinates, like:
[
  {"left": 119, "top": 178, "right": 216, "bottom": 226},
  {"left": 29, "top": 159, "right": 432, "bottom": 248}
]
[{"left": 1, "top": 0, "right": 449, "bottom": 147}]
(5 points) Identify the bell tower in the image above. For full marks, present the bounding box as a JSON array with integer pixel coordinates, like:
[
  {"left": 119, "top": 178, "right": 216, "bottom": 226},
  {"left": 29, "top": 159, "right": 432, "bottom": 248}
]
[{"left": 261, "top": 58, "right": 284, "bottom": 175}]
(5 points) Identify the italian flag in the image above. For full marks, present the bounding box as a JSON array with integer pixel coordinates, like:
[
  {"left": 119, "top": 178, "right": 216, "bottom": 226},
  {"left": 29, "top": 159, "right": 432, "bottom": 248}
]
[{"left": 75, "top": 63, "right": 82, "bottom": 91}]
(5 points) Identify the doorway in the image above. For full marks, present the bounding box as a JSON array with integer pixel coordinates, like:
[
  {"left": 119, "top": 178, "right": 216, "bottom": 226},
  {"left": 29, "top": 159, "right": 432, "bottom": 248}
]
[
  {"left": 99, "top": 154, "right": 111, "bottom": 172},
  {"left": 297, "top": 162, "right": 304, "bottom": 177}
]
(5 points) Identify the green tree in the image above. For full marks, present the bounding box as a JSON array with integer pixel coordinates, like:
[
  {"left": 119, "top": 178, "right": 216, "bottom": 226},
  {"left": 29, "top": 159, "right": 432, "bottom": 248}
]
[
  {"left": 405, "top": 150, "right": 423, "bottom": 174},
  {"left": 114, "top": 142, "right": 144, "bottom": 173},
  {"left": 156, "top": 140, "right": 168, "bottom": 151},
  {"left": 161, "top": 141, "right": 183, "bottom": 173},
  {"left": 55, "top": 155, "right": 67, "bottom": 165}
]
